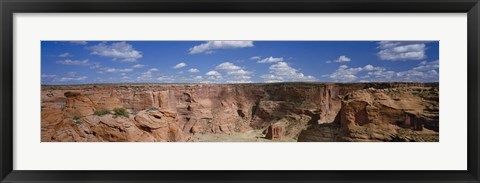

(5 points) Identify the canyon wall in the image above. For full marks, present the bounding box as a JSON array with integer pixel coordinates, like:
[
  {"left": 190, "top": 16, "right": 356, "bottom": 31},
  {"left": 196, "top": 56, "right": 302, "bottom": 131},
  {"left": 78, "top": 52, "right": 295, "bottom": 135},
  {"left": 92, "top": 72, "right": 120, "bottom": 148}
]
[{"left": 41, "top": 83, "right": 439, "bottom": 142}]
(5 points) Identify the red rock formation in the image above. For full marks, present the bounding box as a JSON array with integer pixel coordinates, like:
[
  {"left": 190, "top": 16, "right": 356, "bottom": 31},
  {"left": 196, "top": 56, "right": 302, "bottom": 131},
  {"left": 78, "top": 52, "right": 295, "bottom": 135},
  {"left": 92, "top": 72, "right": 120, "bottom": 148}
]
[
  {"left": 265, "top": 124, "right": 285, "bottom": 140},
  {"left": 298, "top": 86, "right": 439, "bottom": 142},
  {"left": 41, "top": 83, "right": 439, "bottom": 142}
]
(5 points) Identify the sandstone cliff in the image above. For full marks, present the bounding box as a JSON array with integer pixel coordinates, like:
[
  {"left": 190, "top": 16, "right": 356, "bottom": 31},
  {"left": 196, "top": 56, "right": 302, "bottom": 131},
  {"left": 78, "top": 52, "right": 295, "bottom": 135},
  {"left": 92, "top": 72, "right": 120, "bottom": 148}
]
[{"left": 41, "top": 83, "right": 439, "bottom": 142}]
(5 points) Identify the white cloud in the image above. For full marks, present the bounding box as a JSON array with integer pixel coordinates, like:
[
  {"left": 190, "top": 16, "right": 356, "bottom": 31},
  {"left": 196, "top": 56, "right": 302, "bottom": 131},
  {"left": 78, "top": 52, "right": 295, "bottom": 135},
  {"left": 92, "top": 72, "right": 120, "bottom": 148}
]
[
  {"left": 324, "top": 64, "right": 384, "bottom": 82},
  {"left": 42, "top": 72, "right": 88, "bottom": 83},
  {"left": 156, "top": 76, "right": 175, "bottom": 82},
  {"left": 41, "top": 74, "right": 57, "bottom": 83},
  {"left": 250, "top": 56, "right": 261, "bottom": 60},
  {"left": 215, "top": 62, "right": 241, "bottom": 71},
  {"left": 214, "top": 62, "right": 253, "bottom": 83},
  {"left": 227, "top": 69, "right": 251, "bottom": 76},
  {"left": 59, "top": 76, "right": 87, "bottom": 82},
  {"left": 324, "top": 60, "right": 439, "bottom": 82},
  {"left": 58, "top": 52, "right": 71, "bottom": 58},
  {"left": 133, "top": 64, "right": 145, "bottom": 68},
  {"left": 377, "top": 41, "right": 427, "bottom": 61},
  {"left": 395, "top": 60, "right": 439, "bottom": 82},
  {"left": 206, "top": 70, "right": 221, "bottom": 76},
  {"left": 56, "top": 59, "right": 90, "bottom": 66},
  {"left": 334, "top": 55, "right": 351, "bottom": 62},
  {"left": 257, "top": 56, "right": 284, "bottom": 63},
  {"left": 93, "top": 63, "right": 144, "bottom": 74},
  {"left": 100, "top": 67, "right": 133, "bottom": 73},
  {"left": 173, "top": 62, "right": 187, "bottom": 69},
  {"left": 188, "top": 68, "right": 200, "bottom": 73},
  {"left": 326, "top": 55, "right": 351, "bottom": 63},
  {"left": 368, "top": 70, "right": 396, "bottom": 80},
  {"left": 188, "top": 41, "right": 254, "bottom": 54},
  {"left": 148, "top": 68, "right": 159, "bottom": 72},
  {"left": 260, "top": 62, "right": 316, "bottom": 83},
  {"left": 118, "top": 68, "right": 133, "bottom": 72},
  {"left": 137, "top": 68, "right": 159, "bottom": 81},
  {"left": 70, "top": 41, "right": 87, "bottom": 45},
  {"left": 363, "top": 64, "right": 384, "bottom": 71},
  {"left": 89, "top": 42, "right": 142, "bottom": 62},
  {"left": 58, "top": 72, "right": 87, "bottom": 82}
]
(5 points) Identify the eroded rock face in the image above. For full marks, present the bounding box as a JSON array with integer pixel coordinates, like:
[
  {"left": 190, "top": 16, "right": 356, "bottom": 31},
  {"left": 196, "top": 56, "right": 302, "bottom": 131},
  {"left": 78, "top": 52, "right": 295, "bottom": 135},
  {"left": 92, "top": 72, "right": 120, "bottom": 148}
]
[
  {"left": 298, "top": 86, "right": 439, "bottom": 142},
  {"left": 41, "top": 83, "right": 439, "bottom": 142},
  {"left": 265, "top": 124, "right": 285, "bottom": 140}
]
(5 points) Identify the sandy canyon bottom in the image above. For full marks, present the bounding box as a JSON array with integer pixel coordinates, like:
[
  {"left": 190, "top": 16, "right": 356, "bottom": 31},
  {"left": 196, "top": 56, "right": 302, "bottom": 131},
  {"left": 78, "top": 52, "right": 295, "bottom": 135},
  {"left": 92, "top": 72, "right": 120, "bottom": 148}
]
[{"left": 41, "top": 83, "right": 439, "bottom": 142}]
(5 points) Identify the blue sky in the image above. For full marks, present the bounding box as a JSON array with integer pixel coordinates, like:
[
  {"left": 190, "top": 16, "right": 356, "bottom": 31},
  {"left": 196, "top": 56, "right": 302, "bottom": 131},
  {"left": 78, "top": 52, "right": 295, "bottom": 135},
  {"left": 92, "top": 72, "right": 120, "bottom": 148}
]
[{"left": 41, "top": 41, "right": 439, "bottom": 84}]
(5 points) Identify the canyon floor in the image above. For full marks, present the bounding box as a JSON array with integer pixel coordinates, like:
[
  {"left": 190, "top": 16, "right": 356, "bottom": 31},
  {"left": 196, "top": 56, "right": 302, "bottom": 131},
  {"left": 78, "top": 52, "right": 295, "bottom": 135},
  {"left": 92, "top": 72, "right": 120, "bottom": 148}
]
[
  {"left": 41, "top": 82, "right": 439, "bottom": 142},
  {"left": 194, "top": 129, "right": 296, "bottom": 142}
]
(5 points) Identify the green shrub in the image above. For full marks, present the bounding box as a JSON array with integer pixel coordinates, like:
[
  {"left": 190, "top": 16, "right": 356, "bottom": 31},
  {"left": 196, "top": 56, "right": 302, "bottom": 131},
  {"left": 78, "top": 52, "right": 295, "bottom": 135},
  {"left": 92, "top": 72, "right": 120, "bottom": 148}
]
[
  {"left": 113, "top": 107, "right": 129, "bottom": 118},
  {"left": 72, "top": 115, "right": 81, "bottom": 124},
  {"left": 145, "top": 107, "right": 159, "bottom": 111},
  {"left": 94, "top": 109, "right": 111, "bottom": 116}
]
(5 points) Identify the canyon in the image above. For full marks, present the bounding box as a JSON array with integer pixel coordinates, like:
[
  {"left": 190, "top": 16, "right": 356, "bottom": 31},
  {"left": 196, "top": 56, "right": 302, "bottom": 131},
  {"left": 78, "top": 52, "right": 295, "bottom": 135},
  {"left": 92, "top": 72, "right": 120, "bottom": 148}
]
[{"left": 41, "top": 82, "right": 439, "bottom": 142}]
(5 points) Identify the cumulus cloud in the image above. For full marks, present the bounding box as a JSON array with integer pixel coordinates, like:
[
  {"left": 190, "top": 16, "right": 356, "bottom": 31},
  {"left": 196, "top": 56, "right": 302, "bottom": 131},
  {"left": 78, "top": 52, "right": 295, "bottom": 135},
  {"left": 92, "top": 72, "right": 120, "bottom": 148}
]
[
  {"left": 58, "top": 52, "right": 71, "bottom": 58},
  {"left": 395, "top": 60, "right": 439, "bottom": 82},
  {"left": 215, "top": 62, "right": 241, "bottom": 71},
  {"left": 323, "top": 64, "right": 385, "bottom": 82},
  {"left": 156, "top": 76, "right": 175, "bottom": 82},
  {"left": 94, "top": 63, "right": 145, "bottom": 74},
  {"left": 206, "top": 70, "right": 221, "bottom": 76},
  {"left": 250, "top": 56, "right": 261, "bottom": 60},
  {"left": 59, "top": 76, "right": 87, "bottom": 82},
  {"left": 56, "top": 59, "right": 90, "bottom": 66},
  {"left": 335, "top": 55, "right": 351, "bottom": 62},
  {"left": 260, "top": 62, "right": 316, "bottom": 83},
  {"left": 188, "top": 68, "right": 200, "bottom": 73},
  {"left": 41, "top": 74, "right": 57, "bottom": 83},
  {"left": 368, "top": 70, "right": 397, "bottom": 80},
  {"left": 133, "top": 64, "right": 145, "bottom": 68},
  {"left": 326, "top": 55, "right": 351, "bottom": 63},
  {"left": 188, "top": 41, "right": 254, "bottom": 54},
  {"left": 213, "top": 62, "right": 253, "bottom": 83},
  {"left": 137, "top": 68, "right": 159, "bottom": 81},
  {"left": 89, "top": 42, "right": 142, "bottom": 62},
  {"left": 257, "top": 56, "right": 284, "bottom": 63},
  {"left": 173, "top": 62, "right": 187, "bottom": 69},
  {"left": 377, "top": 41, "right": 427, "bottom": 61},
  {"left": 58, "top": 72, "right": 87, "bottom": 82},
  {"left": 100, "top": 67, "right": 133, "bottom": 73},
  {"left": 205, "top": 70, "right": 222, "bottom": 80},
  {"left": 323, "top": 60, "right": 439, "bottom": 82}
]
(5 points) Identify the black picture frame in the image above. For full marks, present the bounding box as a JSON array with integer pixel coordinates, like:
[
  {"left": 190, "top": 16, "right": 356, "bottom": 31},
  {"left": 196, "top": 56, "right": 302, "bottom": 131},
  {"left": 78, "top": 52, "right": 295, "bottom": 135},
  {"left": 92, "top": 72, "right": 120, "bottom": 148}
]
[{"left": 1, "top": 0, "right": 479, "bottom": 182}]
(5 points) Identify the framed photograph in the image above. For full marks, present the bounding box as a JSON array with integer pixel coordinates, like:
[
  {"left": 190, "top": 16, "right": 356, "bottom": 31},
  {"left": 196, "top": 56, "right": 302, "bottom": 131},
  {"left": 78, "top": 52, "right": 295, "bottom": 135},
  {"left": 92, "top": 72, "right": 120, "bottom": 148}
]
[{"left": 1, "top": 0, "right": 479, "bottom": 182}]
